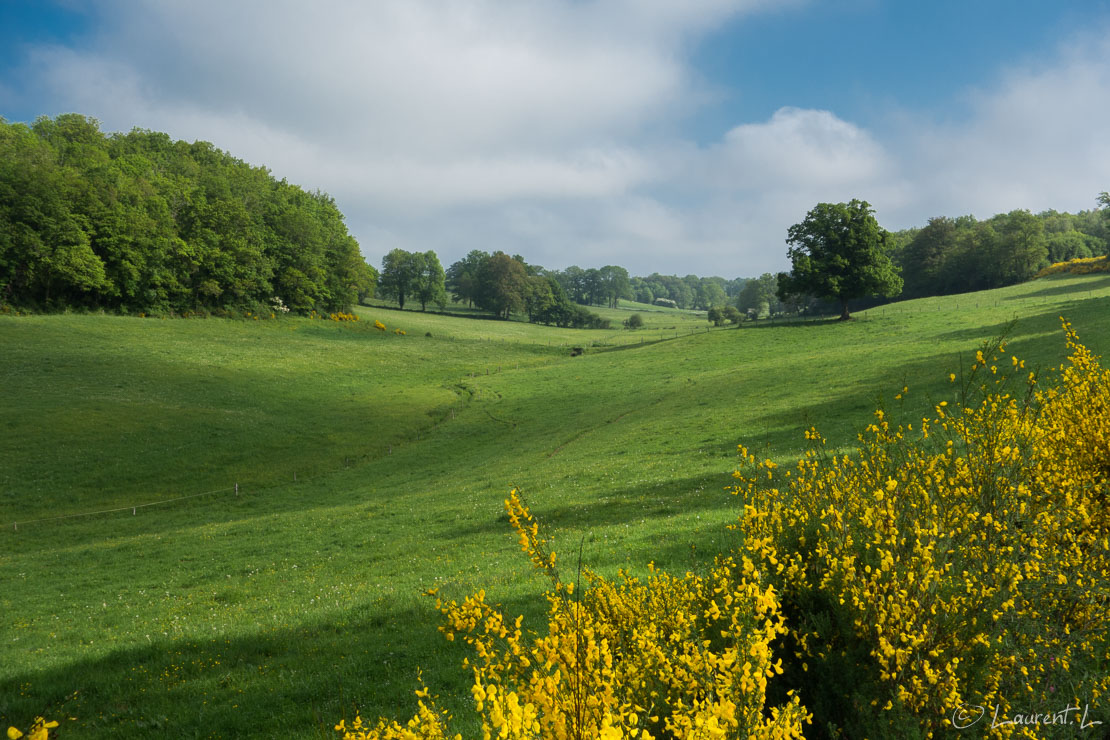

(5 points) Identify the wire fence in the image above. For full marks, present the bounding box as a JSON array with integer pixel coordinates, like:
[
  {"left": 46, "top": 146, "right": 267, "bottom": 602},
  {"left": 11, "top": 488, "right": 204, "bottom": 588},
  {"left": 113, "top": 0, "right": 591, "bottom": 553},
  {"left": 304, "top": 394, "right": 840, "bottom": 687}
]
[
  {"left": 5, "top": 447, "right": 410, "bottom": 533},
  {"left": 9, "top": 484, "right": 238, "bottom": 531}
]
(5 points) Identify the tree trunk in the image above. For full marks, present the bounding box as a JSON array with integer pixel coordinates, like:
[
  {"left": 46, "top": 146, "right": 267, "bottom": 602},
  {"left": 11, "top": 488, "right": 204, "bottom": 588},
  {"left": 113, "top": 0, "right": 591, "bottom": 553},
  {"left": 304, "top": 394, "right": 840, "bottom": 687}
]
[{"left": 839, "top": 300, "right": 851, "bottom": 321}]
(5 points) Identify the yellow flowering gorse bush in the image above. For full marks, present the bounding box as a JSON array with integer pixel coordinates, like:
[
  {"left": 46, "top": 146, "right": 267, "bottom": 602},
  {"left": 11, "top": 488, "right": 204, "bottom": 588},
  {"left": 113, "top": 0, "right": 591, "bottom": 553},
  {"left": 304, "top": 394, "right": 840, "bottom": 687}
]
[
  {"left": 1034, "top": 256, "right": 1110, "bottom": 277},
  {"left": 731, "top": 321, "right": 1109, "bottom": 737}
]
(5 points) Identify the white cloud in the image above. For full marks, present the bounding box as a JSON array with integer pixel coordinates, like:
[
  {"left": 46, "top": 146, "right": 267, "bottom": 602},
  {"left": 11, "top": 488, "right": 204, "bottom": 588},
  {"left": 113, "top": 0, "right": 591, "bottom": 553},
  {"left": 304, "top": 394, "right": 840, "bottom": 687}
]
[
  {"left": 894, "top": 31, "right": 1110, "bottom": 225},
  {"left": 6, "top": 2, "right": 1110, "bottom": 278},
  {"left": 716, "top": 107, "right": 891, "bottom": 190}
]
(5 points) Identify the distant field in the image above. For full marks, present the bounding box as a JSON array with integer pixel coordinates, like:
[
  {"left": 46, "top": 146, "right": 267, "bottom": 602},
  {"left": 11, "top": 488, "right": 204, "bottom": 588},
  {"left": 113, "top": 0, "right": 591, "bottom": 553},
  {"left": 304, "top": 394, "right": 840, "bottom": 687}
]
[
  {"left": 364, "top": 295, "right": 714, "bottom": 336},
  {"left": 2, "top": 273, "right": 1109, "bottom": 737}
]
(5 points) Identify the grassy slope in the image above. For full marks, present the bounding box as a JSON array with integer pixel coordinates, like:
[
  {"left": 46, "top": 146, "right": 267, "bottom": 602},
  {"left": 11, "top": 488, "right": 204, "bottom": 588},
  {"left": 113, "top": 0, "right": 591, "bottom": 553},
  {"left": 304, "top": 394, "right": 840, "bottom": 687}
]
[{"left": 2, "top": 274, "right": 1109, "bottom": 737}]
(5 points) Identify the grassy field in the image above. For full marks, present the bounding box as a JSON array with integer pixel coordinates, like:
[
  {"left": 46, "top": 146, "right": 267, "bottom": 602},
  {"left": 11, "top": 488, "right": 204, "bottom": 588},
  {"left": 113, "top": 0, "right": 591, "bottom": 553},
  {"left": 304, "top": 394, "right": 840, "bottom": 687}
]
[{"left": 2, "top": 273, "right": 1110, "bottom": 737}]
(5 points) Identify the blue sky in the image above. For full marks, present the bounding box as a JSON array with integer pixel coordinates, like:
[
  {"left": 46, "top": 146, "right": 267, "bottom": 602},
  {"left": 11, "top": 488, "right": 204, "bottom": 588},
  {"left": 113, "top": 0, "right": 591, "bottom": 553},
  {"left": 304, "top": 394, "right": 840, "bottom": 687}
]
[
  {"left": 3, "top": 0, "right": 1110, "bottom": 277},
  {"left": 691, "top": 1, "right": 1103, "bottom": 136}
]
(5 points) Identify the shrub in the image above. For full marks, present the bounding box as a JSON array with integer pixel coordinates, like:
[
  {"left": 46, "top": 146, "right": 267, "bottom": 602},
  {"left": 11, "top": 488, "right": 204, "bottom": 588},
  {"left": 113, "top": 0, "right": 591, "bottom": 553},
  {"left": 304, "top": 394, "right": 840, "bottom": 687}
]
[
  {"left": 707, "top": 306, "right": 741, "bottom": 326},
  {"left": 623, "top": 313, "right": 644, "bottom": 329},
  {"left": 1034, "top": 256, "right": 1110, "bottom": 278}
]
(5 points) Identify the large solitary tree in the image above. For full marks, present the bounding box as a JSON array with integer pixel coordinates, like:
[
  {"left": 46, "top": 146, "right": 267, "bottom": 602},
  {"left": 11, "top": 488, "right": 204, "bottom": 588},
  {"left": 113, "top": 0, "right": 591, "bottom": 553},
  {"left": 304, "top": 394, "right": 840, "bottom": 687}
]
[{"left": 777, "top": 199, "right": 902, "bottom": 320}]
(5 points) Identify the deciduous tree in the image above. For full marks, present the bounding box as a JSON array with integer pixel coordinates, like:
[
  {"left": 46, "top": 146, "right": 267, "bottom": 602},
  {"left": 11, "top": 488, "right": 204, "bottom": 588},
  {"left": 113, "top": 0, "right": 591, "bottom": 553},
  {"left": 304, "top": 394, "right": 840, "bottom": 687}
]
[
  {"left": 777, "top": 199, "right": 902, "bottom": 320},
  {"left": 414, "top": 250, "right": 447, "bottom": 311},
  {"left": 475, "top": 252, "right": 528, "bottom": 319},
  {"left": 379, "top": 248, "right": 421, "bottom": 310},
  {"left": 446, "top": 250, "right": 489, "bottom": 307}
]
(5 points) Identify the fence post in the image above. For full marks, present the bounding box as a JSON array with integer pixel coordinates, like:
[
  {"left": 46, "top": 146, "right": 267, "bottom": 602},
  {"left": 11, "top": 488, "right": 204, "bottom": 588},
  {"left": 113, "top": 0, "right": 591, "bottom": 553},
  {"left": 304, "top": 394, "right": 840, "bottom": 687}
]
[{"left": 235, "top": 483, "right": 239, "bottom": 496}]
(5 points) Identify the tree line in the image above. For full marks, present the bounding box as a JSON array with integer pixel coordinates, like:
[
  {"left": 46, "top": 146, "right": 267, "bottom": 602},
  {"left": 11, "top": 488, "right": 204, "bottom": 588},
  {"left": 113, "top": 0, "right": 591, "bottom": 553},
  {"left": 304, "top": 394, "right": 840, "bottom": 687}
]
[
  {"left": 378, "top": 249, "right": 612, "bottom": 328},
  {"left": 8, "top": 114, "right": 1104, "bottom": 323},
  {"left": 889, "top": 206, "right": 1108, "bottom": 299},
  {"left": 377, "top": 200, "right": 1109, "bottom": 328},
  {"left": 0, "top": 114, "right": 375, "bottom": 314}
]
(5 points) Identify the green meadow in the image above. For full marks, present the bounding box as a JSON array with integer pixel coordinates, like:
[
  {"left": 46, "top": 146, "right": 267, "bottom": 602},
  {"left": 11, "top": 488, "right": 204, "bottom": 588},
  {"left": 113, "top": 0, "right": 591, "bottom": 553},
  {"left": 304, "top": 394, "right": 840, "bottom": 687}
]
[{"left": 3, "top": 273, "right": 1110, "bottom": 737}]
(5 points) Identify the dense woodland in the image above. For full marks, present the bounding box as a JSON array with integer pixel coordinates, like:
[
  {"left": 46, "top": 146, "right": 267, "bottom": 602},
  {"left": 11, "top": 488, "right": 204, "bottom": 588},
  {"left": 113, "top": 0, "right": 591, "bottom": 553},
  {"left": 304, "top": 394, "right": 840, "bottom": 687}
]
[
  {"left": 0, "top": 114, "right": 375, "bottom": 314},
  {"left": 889, "top": 206, "right": 1109, "bottom": 298}
]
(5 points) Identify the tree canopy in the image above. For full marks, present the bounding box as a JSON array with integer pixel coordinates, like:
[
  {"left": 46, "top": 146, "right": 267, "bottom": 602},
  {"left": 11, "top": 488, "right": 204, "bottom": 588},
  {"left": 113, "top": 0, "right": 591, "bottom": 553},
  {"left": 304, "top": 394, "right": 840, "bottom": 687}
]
[
  {"left": 736, "top": 273, "right": 781, "bottom": 318},
  {"left": 893, "top": 210, "right": 1067, "bottom": 298},
  {"left": 0, "top": 114, "right": 374, "bottom": 314},
  {"left": 777, "top": 199, "right": 903, "bottom": 320},
  {"left": 414, "top": 250, "right": 447, "bottom": 311},
  {"left": 475, "top": 252, "right": 529, "bottom": 319}
]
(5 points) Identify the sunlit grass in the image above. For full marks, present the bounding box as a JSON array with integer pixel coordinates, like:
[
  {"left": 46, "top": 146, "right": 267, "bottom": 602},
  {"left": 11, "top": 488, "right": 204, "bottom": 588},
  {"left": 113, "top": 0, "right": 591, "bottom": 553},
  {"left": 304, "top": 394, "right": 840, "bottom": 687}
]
[{"left": 1, "top": 273, "right": 1108, "bottom": 737}]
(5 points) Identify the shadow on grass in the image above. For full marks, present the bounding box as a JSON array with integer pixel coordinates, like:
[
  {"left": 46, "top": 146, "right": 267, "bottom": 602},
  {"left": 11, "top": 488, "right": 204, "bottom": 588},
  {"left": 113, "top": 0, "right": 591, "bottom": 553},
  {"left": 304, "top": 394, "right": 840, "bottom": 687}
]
[
  {"left": 928, "top": 301, "right": 1110, "bottom": 348},
  {"left": 738, "top": 313, "right": 1110, "bottom": 465},
  {"left": 1004, "top": 274, "right": 1110, "bottom": 301},
  {"left": 445, "top": 471, "right": 737, "bottom": 543},
  {"left": 1, "top": 521, "right": 754, "bottom": 740},
  {"left": 0, "top": 595, "right": 545, "bottom": 740},
  {"left": 590, "top": 335, "right": 674, "bottom": 354},
  {"left": 737, "top": 316, "right": 842, "bottom": 330}
]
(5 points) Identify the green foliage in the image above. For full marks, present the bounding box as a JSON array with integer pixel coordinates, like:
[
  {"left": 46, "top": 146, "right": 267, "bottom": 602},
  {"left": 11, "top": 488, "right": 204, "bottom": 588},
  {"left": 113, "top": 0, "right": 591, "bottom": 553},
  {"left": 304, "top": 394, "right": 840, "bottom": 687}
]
[
  {"left": 1045, "top": 229, "right": 1098, "bottom": 263},
  {"left": 355, "top": 263, "right": 379, "bottom": 304},
  {"left": 706, "top": 305, "right": 740, "bottom": 326},
  {"left": 623, "top": 312, "right": 644, "bottom": 329},
  {"left": 777, "top": 199, "right": 903, "bottom": 320},
  {"left": 523, "top": 274, "right": 565, "bottom": 324},
  {"left": 475, "top": 252, "right": 528, "bottom": 319},
  {"left": 414, "top": 251, "right": 447, "bottom": 311},
  {"left": 895, "top": 206, "right": 1104, "bottom": 300},
  {"left": 736, "top": 273, "right": 781, "bottom": 318},
  {"left": 597, "top": 265, "right": 632, "bottom": 308},
  {"left": 441, "top": 253, "right": 612, "bottom": 328},
  {"left": 378, "top": 249, "right": 424, "bottom": 310},
  {"left": 444, "top": 249, "right": 487, "bottom": 307},
  {"left": 695, "top": 277, "right": 728, "bottom": 310},
  {"left": 0, "top": 114, "right": 372, "bottom": 314}
]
